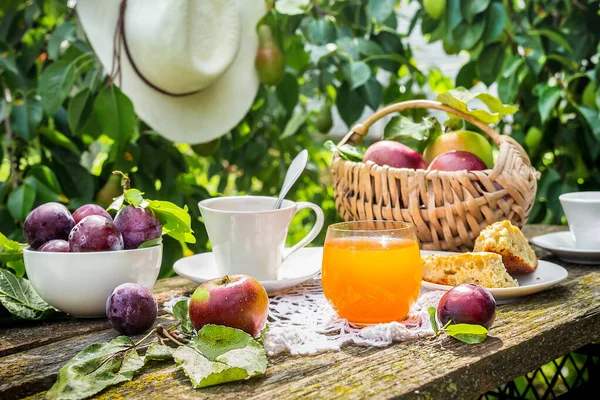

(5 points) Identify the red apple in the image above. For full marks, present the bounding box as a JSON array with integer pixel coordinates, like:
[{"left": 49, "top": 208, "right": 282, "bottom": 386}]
[
  {"left": 423, "top": 130, "right": 494, "bottom": 168},
  {"left": 428, "top": 150, "right": 487, "bottom": 172},
  {"left": 437, "top": 284, "right": 496, "bottom": 329},
  {"left": 188, "top": 274, "right": 269, "bottom": 337},
  {"left": 364, "top": 141, "right": 426, "bottom": 169}
]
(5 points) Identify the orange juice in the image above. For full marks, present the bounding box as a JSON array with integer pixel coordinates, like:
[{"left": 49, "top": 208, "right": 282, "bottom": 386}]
[{"left": 322, "top": 236, "right": 421, "bottom": 325}]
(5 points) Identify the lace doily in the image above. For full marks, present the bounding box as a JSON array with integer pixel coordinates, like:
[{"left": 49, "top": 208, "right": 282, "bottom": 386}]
[{"left": 164, "top": 278, "right": 444, "bottom": 357}]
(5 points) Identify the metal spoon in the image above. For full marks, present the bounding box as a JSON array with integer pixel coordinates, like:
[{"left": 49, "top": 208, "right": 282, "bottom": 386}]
[{"left": 273, "top": 149, "right": 309, "bottom": 210}]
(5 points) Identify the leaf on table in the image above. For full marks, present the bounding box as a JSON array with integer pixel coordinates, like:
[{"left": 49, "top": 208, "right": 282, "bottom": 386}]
[
  {"left": 324, "top": 140, "right": 364, "bottom": 162},
  {"left": 172, "top": 299, "right": 195, "bottom": 334},
  {"left": 437, "top": 87, "right": 518, "bottom": 124},
  {"left": 146, "top": 200, "right": 196, "bottom": 244},
  {"left": 173, "top": 325, "right": 268, "bottom": 388},
  {"left": 445, "top": 324, "right": 488, "bottom": 344},
  {"left": 0, "top": 269, "right": 55, "bottom": 320},
  {"left": 46, "top": 336, "right": 144, "bottom": 400},
  {"left": 144, "top": 343, "right": 173, "bottom": 363},
  {"left": 428, "top": 306, "right": 439, "bottom": 333}
]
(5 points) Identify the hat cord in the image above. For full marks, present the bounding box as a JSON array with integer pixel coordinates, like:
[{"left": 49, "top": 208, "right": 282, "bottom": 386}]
[{"left": 108, "top": 0, "right": 203, "bottom": 97}]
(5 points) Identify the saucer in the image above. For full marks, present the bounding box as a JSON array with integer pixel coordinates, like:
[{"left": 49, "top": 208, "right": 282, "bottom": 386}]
[
  {"left": 420, "top": 250, "right": 569, "bottom": 304},
  {"left": 173, "top": 247, "right": 322, "bottom": 295},
  {"left": 530, "top": 231, "right": 600, "bottom": 265}
]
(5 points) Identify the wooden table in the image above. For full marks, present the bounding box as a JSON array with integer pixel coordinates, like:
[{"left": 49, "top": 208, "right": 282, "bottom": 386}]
[{"left": 1, "top": 225, "right": 599, "bottom": 399}]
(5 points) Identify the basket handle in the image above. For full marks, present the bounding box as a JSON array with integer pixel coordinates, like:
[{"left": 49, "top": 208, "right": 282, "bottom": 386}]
[{"left": 337, "top": 100, "right": 529, "bottom": 160}]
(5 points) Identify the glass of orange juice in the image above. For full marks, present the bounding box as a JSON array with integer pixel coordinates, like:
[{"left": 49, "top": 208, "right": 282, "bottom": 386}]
[{"left": 322, "top": 221, "right": 421, "bottom": 325}]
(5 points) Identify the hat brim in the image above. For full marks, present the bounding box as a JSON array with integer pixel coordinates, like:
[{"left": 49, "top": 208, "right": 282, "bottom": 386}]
[{"left": 77, "top": 0, "right": 265, "bottom": 144}]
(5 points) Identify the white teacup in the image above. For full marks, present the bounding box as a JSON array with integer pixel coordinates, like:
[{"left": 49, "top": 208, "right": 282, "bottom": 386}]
[
  {"left": 198, "top": 196, "right": 324, "bottom": 280},
  {"left": 559, "top": 191, "right": 600, "bottom": 249}
]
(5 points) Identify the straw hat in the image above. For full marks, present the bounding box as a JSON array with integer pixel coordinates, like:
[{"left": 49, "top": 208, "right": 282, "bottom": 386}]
[{"left": 77, "top": 0, "right": 265, "bottom": 144}]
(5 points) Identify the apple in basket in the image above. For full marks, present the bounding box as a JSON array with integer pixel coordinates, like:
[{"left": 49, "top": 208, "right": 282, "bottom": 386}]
[
  {"left": 423, "top": 130, "right": 494, "bottom": 168},
  {"left": 363, "top": 140, "right": 427, "bottom": 169},
  {"left": 428, "top": 150, "right": 488, "bottom": 172},
  {"left": 189, "top": 274, "right": 269, "bottom": 337}
]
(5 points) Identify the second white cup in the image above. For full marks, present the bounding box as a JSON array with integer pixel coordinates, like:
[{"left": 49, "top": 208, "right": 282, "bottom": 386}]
[{"left": 198, "top": 196, "right": 324, "bottom": 280}]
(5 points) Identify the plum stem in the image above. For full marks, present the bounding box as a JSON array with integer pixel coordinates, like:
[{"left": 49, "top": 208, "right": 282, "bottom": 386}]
[
  {"left": 134, "top": 328, "right": 157, "bottom": 347},
  {"left": 112, "top": 170, "right": 131, "bottom": 193},
  {"left": 157, "top": 324, "right": 186, "bottom": 346}
]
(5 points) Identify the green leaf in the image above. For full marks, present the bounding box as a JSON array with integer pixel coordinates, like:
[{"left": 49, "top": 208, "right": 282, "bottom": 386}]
[
  {"left": 449, "top": 17, "right": 485, "bottom": 51},
  {"left": 307, "top": 19, "right": 336, "bottom": 45},
  {"left": 456, "top": 61, "right": 478, "bottom": 88},
  {"left": 336, "top": 82, "right": 365, "bottom": 127},
  {"left": 275, "top": 0, "right": 309, "bottom": 15},
  {"left": 0, "top": 43, "right": 18, "bottom": 74},
  {"left": 48, "top": 22, "right": 76, "bottom": 60},
  {"left": 6, "top": 259, "right": 25, "bottom": 278},
  {"left": 324, "top": 140, "right": 364, "bottom": 162},
  {"left": 173, "top": 325, "right": 267, "bottom": 388},
  {"left": 530, "top": 29, "right": 574, "bottom": 55},
  {"left": 0, "top": 269, "right": 55, "bottom": 320},
  {"left": 384, "top": 116, "right": 442, "bottom": 153},
  {"left": 0, "top": 231, "right": 24, "bottom": 263},
  {"left": 280, "top": 110, "right": 307, "bottom": 139},
  {"left": 47, "top": 336, "right": 144, "bottom": 400},
  {"left": 40, "top": 129, "right": 81, "bottom": 156},
  {"left": 575, "top": 105, "right": 600, "bottom": 141},
  {"left": 437, "top": 87, "right": 518, "bottom": 124},
  {"left": 108, "top": 194, "right": 125, "bottom": 212},
  {"left": 368, "top": 0, "right": 396, "bottom": 25},
  {"left": 10, "top": 96, "right": 43, "bottom": 140},
  {"left": 477, "top": 43, "right": 505, "bottom": 86},
  {"left": 276, "top": 73, "right": 299, "bottom": 115},
  {"left": 144, "top": 343, "right": 173, "bottom": 363},
  {"left": 24, "top": 176, "right": 63, "bottom": 204},
  {"left": 359, "top": 77, "right": 383, "bottom": 110},
  {"left": 460, "top": 0, "right": 490, "bottom": 23},
  {"left": 344, "top": 61, "right": 371, "bottom": 90},
  {"left": 138, "top": 236, "right": 163, "bottom": 249},
  {"left": 483, "top": 3, "right": 506, "bottom": 44},
  {"left": 146, "top": 200, "right": 196, "bottom": 244},
  {"left": 172, "top": 299, "right": 195, "bottom": 334},
  {"left": 428, "top": 306, "right": 439, "bottom": 333},
  {"left": 445, "top": 323, "right": 488, "bottom": 344},
  {"left": 7, "top": 182, "right": 36, "bottom": 221},
  {"left": 39, "top": 61, "right": 76, "bottom": 116},
  {"left": 446, "top": 0, "right": 463, "bottom": 31},
  {"left": 124, "top": 189, "right": 146, "bottom": 207},
  {"left": 67, "top": 88, "right": 95, "bottom": 135},
  {"left": 357, "top": 38, "right": 383, "bottom": 57},
  {"left": 538, "top": 86, "right": 562, "bottom": 124},
  {"left": 94, "top": 85, "right": 135, "bottom": 145}
]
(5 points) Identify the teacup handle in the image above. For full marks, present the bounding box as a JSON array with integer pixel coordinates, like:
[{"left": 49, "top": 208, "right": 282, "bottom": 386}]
[{"left": 283, "top": 202, "right": 325, "bottom": 260}]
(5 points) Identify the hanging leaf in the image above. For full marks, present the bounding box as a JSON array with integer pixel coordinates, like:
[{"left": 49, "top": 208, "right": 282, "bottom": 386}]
[
  {"left": 0, "top": 269, "right": 56, "bottom": 320},
  {"left": 445, "top": 0, "right": 463, "bottom": 31},
  {"left": 138, "top": 236, "right": 162, "bottom": 249},
  {"left": 449, "top": 17, "right": 486, "bottom": 51},
  {"left": 67, "top": 88, "right": 95, "bottom": 135},
  {"left": 173, "top": 325, "right": 268, "bottom": 388},
  {"left": 336, "top": 82, "right": 365, "bottom": 127},
  {"left": 146, "top": 200, "right": 196, "bottom": 244},
  {"left": 538, "top": 86, "right": 562, "bottom": 124},
  {"left": 344, "top": 61, "right": 371, "bottom": 90},
  {"left": 10, "top": 96, "right": 43, "bottom": 140},
  {"left": 456, "top": 61, "right": 479, "bottom": 88},
  {"left": 47, "top": 336, "right": 144, "bottom": 400},
  {"left": 276, "top": 73, "right": 299, "bottom": 115},
  {"left": 307, "top": 19, "right": 336, "bottom": 45},
  {"left": 368, "top": 0, "right": 396, "bottom": 25},
  {"left": 460, "top": 0, "right": 490, "bottom": 23},
  {"left": 530, "top": 29, "right": 574, "bottom": 55},
  {"left": 359, "top": 77, "right": 383, "bottom": 110},
  {"left": 477, "top": 43, "right": 505, "bottom": 86},
  {"left": 0, "top": 231, "right": 24, "bottom": 263},
  {"left": 280, "top": 109, "right": 307, "bottom": 139},
  {"left": 39, "top": 61, "right": 77, "bottom": 116},
  {"left": 93, "top": 85, "right": 135, "bottom": 146},
  {"left": 48, "top": 22, "right": 76, "bottom": 60},
  {"left": 384, "top": 116, "right": 442, "bottom": 153},
  {"left": 7, "top": 182, "right": 36, "bottom": 221},
  {"left": 483, "top": 3, "right": 507, "bottom": 44},
  {"left": 437, "top": 87, "right": 518, "bottom": 124},
  {"left": 324, "top": 140, "right": 364, "bottom": 162},
  {"left": 275, "top": 0, "right": 309, "bottom": 15}
]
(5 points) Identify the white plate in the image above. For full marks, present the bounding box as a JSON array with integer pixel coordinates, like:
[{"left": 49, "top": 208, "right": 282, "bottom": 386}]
[
  {"left": 174, "top": 247, "right": 322, "bottom": 295},
  {"left": 420, "top": 250, "right": 568, "bottom": 304},
  {"left": 530, "top": 231, "right": 600, "bottom": 265}
]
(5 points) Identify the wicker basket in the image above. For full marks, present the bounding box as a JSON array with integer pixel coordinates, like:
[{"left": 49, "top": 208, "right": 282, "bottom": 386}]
[{"left": 331, "top": 100, "right": 540, "bottom": 252}]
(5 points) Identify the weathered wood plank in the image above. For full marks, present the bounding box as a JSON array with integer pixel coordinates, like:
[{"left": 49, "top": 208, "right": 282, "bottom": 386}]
[
  {"left": 4, "top": 224, "right": 600, "bottom": 400},
  {"left": 8, "top": 270, "right": 600, "bottom": 400}
]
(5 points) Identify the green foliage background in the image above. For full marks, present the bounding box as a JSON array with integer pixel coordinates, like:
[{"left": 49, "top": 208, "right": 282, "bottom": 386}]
[{"left": 0, "top": 0, "right": 598, "bottom": 278}]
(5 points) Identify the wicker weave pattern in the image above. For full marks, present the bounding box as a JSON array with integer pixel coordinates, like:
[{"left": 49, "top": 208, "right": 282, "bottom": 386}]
[{"left": 331, "top": 100, "right": 539, "bottom": 252}]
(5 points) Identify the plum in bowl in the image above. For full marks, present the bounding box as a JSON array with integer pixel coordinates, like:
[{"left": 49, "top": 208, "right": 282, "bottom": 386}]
[{"left": 23, "top": 245, "right": 162, "bottom": 318}]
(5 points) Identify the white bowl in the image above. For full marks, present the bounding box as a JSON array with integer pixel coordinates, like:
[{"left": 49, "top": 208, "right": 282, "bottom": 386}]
[{"left": 23, "top": 245, "right": 162, "bottom": 318}]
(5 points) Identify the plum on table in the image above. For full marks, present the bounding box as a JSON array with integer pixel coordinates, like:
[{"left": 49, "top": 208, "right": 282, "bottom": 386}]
[
  {"left": 437, "top": 284, "right": 496, "bottom": 329},
  {"left": 68, "top": 215, "right": 124, "bottom": 252},
  {"left": 106, "top": 283, "right": 157, "bottom": 335},
  {"left": 24, "top": 203, "right": 75, "bottom": 249},
  {"left": 114, "top": 206, "right": 162, "bottom": 250}
]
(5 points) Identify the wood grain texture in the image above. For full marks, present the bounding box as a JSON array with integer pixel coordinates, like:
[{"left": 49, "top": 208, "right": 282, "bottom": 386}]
[{"left": 2, "top": 225, "right": 599, "bottom": 400}]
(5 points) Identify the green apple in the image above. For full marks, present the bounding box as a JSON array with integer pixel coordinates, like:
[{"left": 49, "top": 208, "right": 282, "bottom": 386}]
[
  {"left": 424, "top": 0, "right": 446, "bottom": 20},
  {"left": 424, "top": 130, "right": 494, "bottom": 168}
]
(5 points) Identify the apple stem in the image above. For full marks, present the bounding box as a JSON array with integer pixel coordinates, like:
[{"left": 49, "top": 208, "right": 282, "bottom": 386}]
[
  {"left": 112, "top": 170, "right": 131, "bottom": 193},
  {"left": 220, "top": 276, "right": 231, "bottom": 285}
]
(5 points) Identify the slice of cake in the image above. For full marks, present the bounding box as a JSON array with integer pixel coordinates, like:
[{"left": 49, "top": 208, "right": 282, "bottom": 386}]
[
  {"left": 474, "top": 220, "right": 538, "bottom": 274},
  {"left": 422, "top": 252, "right": 519, "bottom": 288}
]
